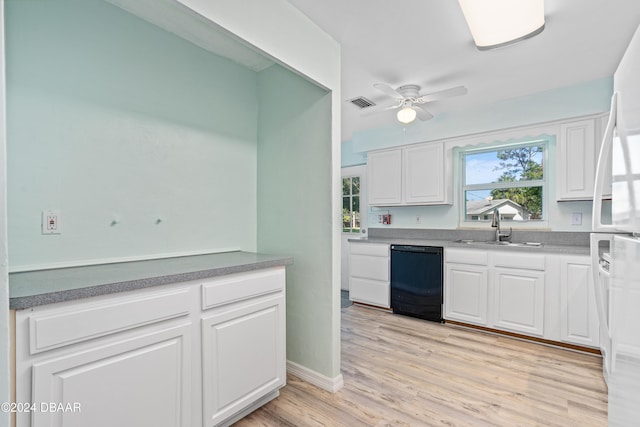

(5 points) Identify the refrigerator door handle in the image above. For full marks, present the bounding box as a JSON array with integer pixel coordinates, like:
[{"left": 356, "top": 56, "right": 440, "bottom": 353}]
[{"left": 593, "top": 92, "right": 619, "bottom": 232}]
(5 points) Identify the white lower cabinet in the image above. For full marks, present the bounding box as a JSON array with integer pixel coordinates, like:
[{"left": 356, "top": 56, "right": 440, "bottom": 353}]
[
  {"left": 445, "top": 249, "right": 601, "bottom": 347},
  {"left": 444, "top": 248, "right": 489, "bottom": 326},
  {"left": 349, "top": 243, "right": 390, "bottom": 308},
  {"left": 30, "top": 324, "right": 192, "bottom": 427},
  {"left": 492, "top": 267, "right": 545, "bottom": 337},
  {"left": 15, "top": 267, "right": 286, "bottom": 427},
  {"left": 201, "top": 294, "right": 285, "bottom": 426},
  {"left": 558, "top": 256, "right": 599, "bottom": 347}
]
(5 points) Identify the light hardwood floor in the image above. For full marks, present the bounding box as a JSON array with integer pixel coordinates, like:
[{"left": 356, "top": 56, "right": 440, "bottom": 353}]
[{"left": 235, "top": 304, "right": 607, "bottom": 426}]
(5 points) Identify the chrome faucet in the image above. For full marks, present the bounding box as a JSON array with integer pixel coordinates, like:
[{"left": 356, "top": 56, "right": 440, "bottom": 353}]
[{"left": 491, "top": 207, "right": 512, "bottom": 242}]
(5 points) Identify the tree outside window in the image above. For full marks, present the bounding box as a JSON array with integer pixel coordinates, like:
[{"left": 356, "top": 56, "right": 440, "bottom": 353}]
[
  {"left": 463, "top": 142, "right": 545, "bottom": 222},
  {"left": 343, "top": 177, "right": 360, "bottom": 233}
]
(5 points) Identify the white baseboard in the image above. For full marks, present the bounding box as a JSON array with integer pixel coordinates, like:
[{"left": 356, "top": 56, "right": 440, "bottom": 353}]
[{"left": 286, "top": 360, "right": 344, "bottom": 393}]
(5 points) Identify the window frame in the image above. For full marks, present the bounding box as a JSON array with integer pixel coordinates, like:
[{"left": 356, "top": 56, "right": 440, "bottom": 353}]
[
  {"left": 342, "top": 175, "right": 361, "bottom": 234},
  {"left": 460, "top": 140, "right": 548, "bottom": 225}
]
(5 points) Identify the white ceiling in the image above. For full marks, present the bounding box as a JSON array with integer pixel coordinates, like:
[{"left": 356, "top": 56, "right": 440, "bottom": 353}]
[{"left": 287, "top": 0, "right": 640, "bottom": 142}]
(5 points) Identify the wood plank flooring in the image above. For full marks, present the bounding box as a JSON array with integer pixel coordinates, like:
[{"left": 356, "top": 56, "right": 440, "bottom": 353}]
[{"left": 234, "top": 304, "right": 607, "bottom": 426}]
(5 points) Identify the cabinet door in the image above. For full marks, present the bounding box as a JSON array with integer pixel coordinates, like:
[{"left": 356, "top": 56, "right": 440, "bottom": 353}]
[
  {"left": 493, "top": 268, "right": 545, "bottom": 336},
  {"left": 349, "top": 277, "right": 390, "bottom": 308},
  {"left": 29, "top": 324, "right": 192, "bottom": 427},
  {"left": 201, "top": 294, "right": 285, "bottom": 427},
  {"left": 403, "top": 143, "right": 446, "bottom": 204},
  {"left": 367, "top": 149, "right": 402, "bottom": 205},
  {"left": 595, "top": 114, "right": 613, "bottom": 198},
  {"left": 557, "top": 119, "right": 596, "bottom": 200},
  {"left": 444, "top": 263, "right": 489, "bottom": 326},
  {"left": 559, "top": 258, "right": 599, "bottom": 347}
]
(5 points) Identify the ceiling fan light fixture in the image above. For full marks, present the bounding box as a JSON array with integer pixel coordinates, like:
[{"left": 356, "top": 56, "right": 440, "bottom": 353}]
[
  {"left": 397, "top": 106, "right": 417, "bottom": 124},
  {"left": 458, "top": 0, "right": 545, "bottom": 50}
]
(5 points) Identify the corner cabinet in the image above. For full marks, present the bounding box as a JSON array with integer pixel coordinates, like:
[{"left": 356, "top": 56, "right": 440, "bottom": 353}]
[{"left": 368, "top": 141, "right": 451, "bottom": 206}]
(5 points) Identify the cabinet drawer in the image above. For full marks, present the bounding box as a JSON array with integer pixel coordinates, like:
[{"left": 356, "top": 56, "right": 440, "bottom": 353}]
[
  {"left": 445, "top": 248, "right": 488, "bottom": 265},
  {"left": 26, "top": 287, "right": 191, "bottom": 355},
  {"left": 350, "top": 243, "right": 389, "bottom": 257},
  {"left": 350, "top": 278, "right": 390, "bottom": 308},
  {"left": 493, "top": 252, "right": 545, "bottom": 270},
  {"left": 350, "top": 254, "right": 389, "bottom": 281},
  {"left": 201, "top": 267, "right": 285, "bottom": 310}
]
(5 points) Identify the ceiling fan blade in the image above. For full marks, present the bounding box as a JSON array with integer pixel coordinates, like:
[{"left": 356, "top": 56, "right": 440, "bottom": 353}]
[
  {"left": 413, "top": 105, "right": 434, "bottom": 121},
  {"left": 419, "top": 86, "right": 467, "bottom": 103},
  {"left": 360, "top": 101, "right": 402, "bottom": 116},
  {"left": 373, "top": 83, "right": 404, "bottom": 100}
]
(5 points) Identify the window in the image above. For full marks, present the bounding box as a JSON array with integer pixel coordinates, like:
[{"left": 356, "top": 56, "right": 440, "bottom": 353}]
[
  {"left": 462, "top": 141, "right": 546, "bottom": 222},
  {"left": 342, "top": 176, "right": 360, "bottom": 233}
]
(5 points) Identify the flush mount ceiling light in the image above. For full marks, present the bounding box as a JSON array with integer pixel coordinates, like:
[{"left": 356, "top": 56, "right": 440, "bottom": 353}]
[
  {"left": 396, "top": 105, "right": 417, "bottom": 124},
  {"left": 458, "top": 0, "right": 545, "bottom": 50}
]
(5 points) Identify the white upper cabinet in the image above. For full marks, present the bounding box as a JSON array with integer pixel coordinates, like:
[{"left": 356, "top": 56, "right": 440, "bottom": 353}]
[
  {"left": 368, "top": 142, "right": 451, "bottom": 206},
  {"left": 556, "top": 118, "right": 597, "bottom": 200},
  {"left": 367, "top": 149, "right": 402, "bottom": 205},
  {"left": 403, "top": 143, "right": 447, "bottom": 204}
]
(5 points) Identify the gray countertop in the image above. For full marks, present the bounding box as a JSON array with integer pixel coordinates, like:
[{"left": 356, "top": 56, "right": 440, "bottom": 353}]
[
  {"left": 349, "top": 236, "right": 590, "bottom": 255},
  {"left": 9, "top": 251, "right": 294, "bottom": 310}
]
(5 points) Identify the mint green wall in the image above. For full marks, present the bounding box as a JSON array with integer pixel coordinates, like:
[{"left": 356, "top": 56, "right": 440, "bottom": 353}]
[
  {"left": 349, "top": 77, "right": 612, "bottom": 153},
  {"left": 0, "top": 2, "right": 8, "bottom": 421},
  {"left": 256, "top": 65, "right": 336, "bottom": 377},
  {"left": 5, "top": 0, "right": 258, "bottom": 268},
  {"left": 341, "top": 139, "right": 367, "bottom": 167}
]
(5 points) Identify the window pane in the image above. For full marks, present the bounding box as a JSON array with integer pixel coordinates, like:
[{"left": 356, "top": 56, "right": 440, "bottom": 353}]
[
  {"left": 465, "top": 187, "right": 543, "bottom": 221},
  {"left": 352, "top": 197, "right": 360, "bottom": 232},
  {"left": 352, "top": 177, "right": 360, "bottom": 195},
  {"left": 342, "top": 196, "right": 351, "bottom": 231},
  {"left": 342, "top": 178, "right": 351, "bottom": 196},
  {"left": 466, "top": 145, "right": 544, "bottom": 185},
  {"left": 352, "top": 210, "right": 360, "bottom": 232}
]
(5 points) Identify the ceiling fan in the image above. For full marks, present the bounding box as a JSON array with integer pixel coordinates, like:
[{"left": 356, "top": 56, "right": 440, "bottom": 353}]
[{"left": 369, "top": 83, "right": 468, "bottom": 124}]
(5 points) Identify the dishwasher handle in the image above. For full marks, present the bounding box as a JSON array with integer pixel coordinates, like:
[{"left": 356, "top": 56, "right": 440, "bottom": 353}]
[{"left": 391, "top": 245, "right": 442, "bottom": 254}]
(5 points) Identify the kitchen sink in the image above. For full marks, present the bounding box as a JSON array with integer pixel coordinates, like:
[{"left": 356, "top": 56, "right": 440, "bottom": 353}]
[{"left": 454, "top": 239, "right": 543, "bottom": 248}]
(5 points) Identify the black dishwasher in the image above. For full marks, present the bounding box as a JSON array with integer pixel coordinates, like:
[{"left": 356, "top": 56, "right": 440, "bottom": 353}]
[{"left": 390, "top": 245, "right": 443, "bottom": 322}]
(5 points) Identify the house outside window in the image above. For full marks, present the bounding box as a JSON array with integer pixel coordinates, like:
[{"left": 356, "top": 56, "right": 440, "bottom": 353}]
[
  {"left": 462, "top": 141, "right": 546, "bottom": 223},
  {"left": 343, "top": 176, "right": 360, "bottom": 233}
]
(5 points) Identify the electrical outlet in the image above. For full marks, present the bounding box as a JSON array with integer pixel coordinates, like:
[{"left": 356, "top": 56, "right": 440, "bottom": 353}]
[
  {"left": 415, "top": 215, "right": 421, "bottom": 224},
  {"left": 42, "top": 210, "right": 62, "bottom": 234},
  {"left": 571, "top": 212, "right": 582, "bottom": 226}
]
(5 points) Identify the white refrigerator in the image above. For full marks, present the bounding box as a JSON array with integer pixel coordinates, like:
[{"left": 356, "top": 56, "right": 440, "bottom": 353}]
[{"left": 592, "top": 24, "right": 640, "bottom": 427}]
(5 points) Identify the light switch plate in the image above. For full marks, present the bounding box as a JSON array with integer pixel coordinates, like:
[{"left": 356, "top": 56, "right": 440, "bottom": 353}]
[{"left": 571, "top": 212, "right": 582, "bottom": 226}]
